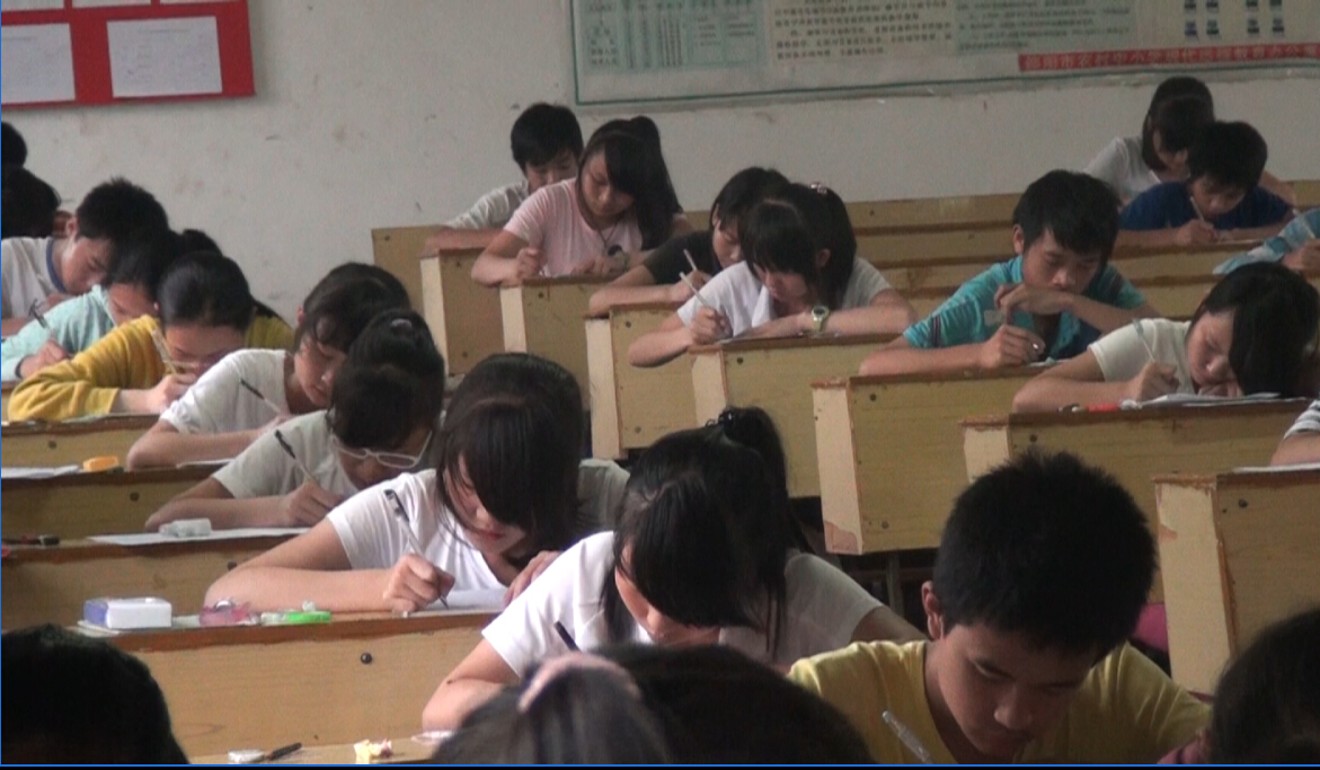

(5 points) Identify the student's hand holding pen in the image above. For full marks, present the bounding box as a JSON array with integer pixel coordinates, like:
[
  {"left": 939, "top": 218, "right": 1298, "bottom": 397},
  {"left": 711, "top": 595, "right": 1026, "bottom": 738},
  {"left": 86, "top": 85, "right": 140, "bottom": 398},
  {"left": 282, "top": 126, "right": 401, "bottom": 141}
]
[
  {"left": 505, "top": 247, "right": 546, "bottom": 286},
  {"left": 140, "top": 372, "right": 197, "bottom": 412},
  {"left": 689, "top": 306, "right": 731, "bottom": 344},
  {"left": 977, "top": 324, "right": 1047, "bottom": 370},
  {"left": 1126, "top": 360, "right": 1180, "bottom": 401},
  {"left": 16, "top": 338, "right": 70, "bottom": 378},
  {"left": 504, "top": 550, "right": 562, "bottom": 607},
  {"left": 381, "top": 553, "right": 456, "bottom": 614},
  {"left": 1282, "top": 240, "right": 1320, "bottom": 272},
  {"left": 1175, "top": 219, "right": 1219, "bottom": 246},
  {"left": 276, "top": 479, "right": 344, "bottom": 527}
]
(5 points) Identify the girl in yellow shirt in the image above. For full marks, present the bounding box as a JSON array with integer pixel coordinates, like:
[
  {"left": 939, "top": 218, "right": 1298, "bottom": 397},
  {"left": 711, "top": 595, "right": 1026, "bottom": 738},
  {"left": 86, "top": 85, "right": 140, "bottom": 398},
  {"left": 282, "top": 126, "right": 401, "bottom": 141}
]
[{"left": 9, "top": 251, "right": 292, "bottom": 422}]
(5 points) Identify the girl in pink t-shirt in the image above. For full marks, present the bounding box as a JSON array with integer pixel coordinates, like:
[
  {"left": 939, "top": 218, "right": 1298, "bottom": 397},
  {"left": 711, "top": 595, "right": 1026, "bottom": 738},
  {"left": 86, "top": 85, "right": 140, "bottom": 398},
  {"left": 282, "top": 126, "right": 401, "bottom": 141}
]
[{"left": 472, "top": 117, "right": 687, "bottom": 286}]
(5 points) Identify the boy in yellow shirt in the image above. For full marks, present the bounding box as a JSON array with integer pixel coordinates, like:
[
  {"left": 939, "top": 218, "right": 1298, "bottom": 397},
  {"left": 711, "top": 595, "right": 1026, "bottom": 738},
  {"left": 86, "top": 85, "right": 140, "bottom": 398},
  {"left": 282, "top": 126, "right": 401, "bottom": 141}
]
[{"left": 789, "top": 451, "right": 1208, "bottom": 763}]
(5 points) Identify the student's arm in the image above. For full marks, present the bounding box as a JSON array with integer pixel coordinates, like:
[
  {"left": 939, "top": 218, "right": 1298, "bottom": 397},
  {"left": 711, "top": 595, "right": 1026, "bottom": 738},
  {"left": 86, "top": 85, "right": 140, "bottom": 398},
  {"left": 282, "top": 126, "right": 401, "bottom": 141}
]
[
  {"left": 1221, "top": 222, "right": 1289, "bottom": 244},
  {"left": 1115, "top": 221, "right": 1220, "bottom": 250},
  {"left": 1011, "top": 351, "right": 1176, "bottom": 412},
  {"left": 2, "top": 317, "right": 69, "bottom": 382},
  {"left": 586, "top": 264, "right": 686, "bottom": 316},
  {"left": 125, "top": 419, "right": 270, "bottom": 470},
  {"left": 851, "top": 606, "right": 926, "bottom": 643},
  {"left": 1258, "top": 171, "right": 1296, "bottom": 207},
  {"left": 1272, "top": 432, "right": 1320, "bottom": 465},
  {"left": 996, "top": 285, "right": 1156, "bottom": 336},
  {"left": 743, "top": 289, "right": 919, "bottom": 340},
  {"left": 422, "top": 640, "right": 520, "bottom": 731},
  {"left": 144, "top": 477, "right": 343, "bottom": 531},
  {"left": 858, "top": 326, "right": 1045, "bottom": 377},
  {"left": 627, "top": 307, "right": 729, "bottom": 367},
  {"left": 470, "top": 230, "right": 541, "bottom": 288}
]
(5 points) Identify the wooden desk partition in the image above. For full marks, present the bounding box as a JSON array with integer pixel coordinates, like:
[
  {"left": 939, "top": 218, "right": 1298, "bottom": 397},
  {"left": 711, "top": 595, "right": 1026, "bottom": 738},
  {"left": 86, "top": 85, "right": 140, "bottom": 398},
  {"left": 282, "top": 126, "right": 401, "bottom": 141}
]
[
  {"left": 690, "top": 335, "right": 887, "bottom": 498},
  {"left": 814, "top": 368, "right": 1041, "bottom": 555},
  {"left": 107, "top": 612, "right": 493, "bottom": 756},
  {"left": 585, "top": 303, "right": 688, "bottom": 459},
  {"left": 2, "top": 415, "right": 156, "bottom": 467},
  {"left": 1155, "top": 466, "right": 1320, "bottom": 694},
  {"left": 1, "top": 466, "right": 211, "bottom": 539},
  {"left": 3, "top": 534, "right": 293, "bottom": 630},
  {"left": 370, "top": 226, "right": 433, "bottom": 314},
  {"left": 847, "top": 192, "right": 1019, "bottom": 233},
  {"left": 501, "top": 276, "right": 610, "bottom": 408},
  {"left": 961, "top": 400, "right": 1309, "bottom": 600},
  {"left": 416, "top": 230, "right": 502, "bottom": 375}
]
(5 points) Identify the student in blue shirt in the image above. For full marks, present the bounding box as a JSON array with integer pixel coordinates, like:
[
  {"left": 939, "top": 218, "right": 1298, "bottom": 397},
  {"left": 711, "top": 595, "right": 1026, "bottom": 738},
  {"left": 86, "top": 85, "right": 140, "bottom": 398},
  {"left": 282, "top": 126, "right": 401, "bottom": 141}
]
[
  {"left": 1118, "top": 121, "right": 1293, "bottom": 249},
  {"left": 860, "top": 170, "right": 1158, "bottom": 377},
  {"left": 1215, "top": 208, "right": 1320, "bottom": 275}
]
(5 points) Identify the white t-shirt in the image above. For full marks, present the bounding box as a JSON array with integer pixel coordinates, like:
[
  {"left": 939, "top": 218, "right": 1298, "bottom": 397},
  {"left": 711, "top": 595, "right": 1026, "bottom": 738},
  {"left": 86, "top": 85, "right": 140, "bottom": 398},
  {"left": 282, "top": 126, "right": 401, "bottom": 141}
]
[
  {"left": 160, "top": 349, "right": 290, "bottom": 434},
  {"left": 212, "top": 410, "right": 358, "bottom": 499},
  {"left": 1089, "top": 318, "right": 1194, "bottom": 393},
  {"left": 445, "top": 180, "right": 530, "bottom": 230},
  {"left": 676, "top": 259, "right": 894, "bottom": 337},
  {"left": 483, "top": 531, "right": 883, "bottom": 677},
  {"left": 2, "top": 237, "right": 58, "bottom": 320},
  {"left": 1284, "top": 400, "right": 1320, "bottom": 439},
  {"left": 503, "top": 179, "right": 644, "bottom": 277},
  {"left": 1083, "top": 136, "right": 1162, "bottom": 204},
  {"left": 327, "top": 461, "right": 630, "bottom": 589}
]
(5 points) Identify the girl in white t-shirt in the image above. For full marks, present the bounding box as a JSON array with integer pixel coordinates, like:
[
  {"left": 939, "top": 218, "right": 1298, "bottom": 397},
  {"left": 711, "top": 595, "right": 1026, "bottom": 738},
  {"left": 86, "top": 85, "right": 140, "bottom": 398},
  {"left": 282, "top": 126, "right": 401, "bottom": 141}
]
[
  {"left": 629, "top": 183, "right": 916, "bottom": 367},
  {"left": 422, "top": 407, "right": 923, "bottom": 731},
  {"left": 1013, "top": 263, "right": 1320, "bottom": 412},
  {"left": 145, "top": 310, "right": 445, "bottom": 531},
  {"left": 472, "top": 116, "right": 688, "bottom": 287},
  {"left": 126, "top": 264, "right": 410, "bottom": 469},
  {"left": 204, "top": 352, "right": 627, "bottom": 613}
]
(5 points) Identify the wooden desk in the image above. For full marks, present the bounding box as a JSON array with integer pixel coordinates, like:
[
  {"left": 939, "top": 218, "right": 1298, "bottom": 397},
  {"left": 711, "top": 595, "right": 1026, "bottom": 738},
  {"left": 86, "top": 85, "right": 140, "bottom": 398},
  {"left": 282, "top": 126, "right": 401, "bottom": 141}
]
[
  {"left": 2, "top": 534, "right": 293, "bottom": 630},
  {"left": 814, "top": 368, "right": 1042, "bottom": 555},
  {"left": 1, "top": 381, "right": 12, "bottom": 421},
  {"left": 1155, "top": 466, "right": 1320, "bottom": 694},
  {"left": 370, "top": 226, "right": 432, "bottom": 314},
  {"left": 107, "top": 611, "right": 493, "bottom": 756},
  {"left": 962, "top": 400, "right": 1309, "bottom": 600},
  {"left": 585, "top": 302, "right": 688, "bottom": 459},
  {"left": 2, "top": 414, "right": 156, "bottom": 467},
  {"left": 192, "top": 736, "right": 434, "bottom": 765},
  {"left": 1, "top": 466, "right": 211, "bottom": 539},
  {"left": 690, "top": 335, "right": 887, "bottom": 498},
  {"left": 847, "top": 192, "right": 1019, "bottom": 233},
  {"left": 501, "top": 276, "right": 611, "bottom": 409},
  {"left": 416, "top": 230, "right": 502, "bottom": 375}
]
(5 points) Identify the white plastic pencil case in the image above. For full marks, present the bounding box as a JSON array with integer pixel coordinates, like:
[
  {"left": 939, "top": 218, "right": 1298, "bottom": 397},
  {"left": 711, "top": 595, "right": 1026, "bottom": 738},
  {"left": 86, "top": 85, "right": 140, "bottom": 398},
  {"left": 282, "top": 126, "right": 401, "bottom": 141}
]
[{"left": 83, "top": 597, "right": 173, "bottom": 630}]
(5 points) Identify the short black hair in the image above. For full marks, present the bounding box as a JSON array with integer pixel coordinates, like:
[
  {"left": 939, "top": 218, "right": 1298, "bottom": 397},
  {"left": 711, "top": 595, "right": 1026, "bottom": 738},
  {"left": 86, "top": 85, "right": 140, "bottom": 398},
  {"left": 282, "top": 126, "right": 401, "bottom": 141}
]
[
  {"left": 329, "top": 309, "right": 445, "bottom": 451},
  {"left": 602, "top": 407, "right": 794, "bottom": 655},
  {"left": 104, "top": 229, "right": 181, "bottom": 298},
  {"left": 73, "top": 177, "right": 169, "bottom": 245},
  {"left": 2, "top": 624, "right": 187, "bottom": 764},
  {"left": 435, "top": 353, "right": 585, "bottom": 565},
  {"left": 1014, "top": 170, "right": 1122, "bottom": 263},
  {"left": 933, "top": 450, "right": 1155, "bottom": 656},
  {"left": 2, "top": 121, "right": 28, "bottom": 167},
  {"left": 1140, "top": 95, "right": 1214, "bottom": 172},
  {"left": 709, "top": 167, "right": 789, "bottom": 233},
  {"left": 1187, "top": 120, "right": 1269, "bottom": 191},
  {"left": 1148, "top": 75, "right": 1214, "bottom": 113},
  {"left": 1, "top": 164, "right": 61, "bottom": 239},
  {"left": 157, "top": 250, "right": 263, "bottom": 330},
  {"left": 1192, "top": 261, "right": 1320, "bottom": 397},
  {"left": 1210, "top": 607, "right": 1320, "bottom": 763},
  {"left": 511, "top": 103, "right": 584, "bottom": 170},
  {"left": 579, "top": 117, "right": 681, "bottom": 249},
  {"left": 294, "top": 263, "right": 411, "bottom": 353},
  {"left": 742, "top": 183, "right": 858, "bottom": 309}
]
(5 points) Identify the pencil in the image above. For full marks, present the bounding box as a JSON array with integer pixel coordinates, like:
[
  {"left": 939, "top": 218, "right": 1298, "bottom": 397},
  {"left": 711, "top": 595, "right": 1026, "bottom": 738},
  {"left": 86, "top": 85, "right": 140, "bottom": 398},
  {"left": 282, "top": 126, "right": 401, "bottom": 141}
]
[
  {"left": 272, "top": 429, "right": 316, "bottom": 481},
  {"left": 553, "top": 620, "right": 579, "bottom": 651},
  {"left": 149, "top": 326, "right": 181, "bottom": 376},
  {"left": 679, "top": 271, "right": 715, "bottom": 313},
  {"left": 882, "top": 710, "right": 934, "bottom": 764},
  {"left": 1131, "top": 319, "right": 1157, "bottom": 364},
  {"left": 683, "top": 248, "right": 700, "bottom": 274},
  {"left": 26, "top": 299, "right": 50, "bottom": 331}
]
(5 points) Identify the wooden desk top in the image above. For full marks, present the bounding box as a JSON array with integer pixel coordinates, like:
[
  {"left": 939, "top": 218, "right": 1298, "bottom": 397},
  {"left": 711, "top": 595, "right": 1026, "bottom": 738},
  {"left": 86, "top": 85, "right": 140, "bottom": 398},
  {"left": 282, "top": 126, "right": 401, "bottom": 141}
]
[
  {"left": 1, "top": 464, "right": 213, "bottom": 491},
  {"left": 191, "top": 736, "right": 436, "bottom": 765},
  {"left": 961, "top": 398, "right": 1310, "bottom": 429},
  {"left": 1, "top": 534, "right": 294, "bottom": 565},
  {"left": 1153, "top": 463, "right": 1320, "bottom": 489},
  {"left": 1, "top": 414, "right": 157, "bottom": 436},
  {"left": 813, "top": 364, "right": 1051, "bottom": 390},
  {"left": 691, "top": 332, "right": 889, "bottom": 355}
]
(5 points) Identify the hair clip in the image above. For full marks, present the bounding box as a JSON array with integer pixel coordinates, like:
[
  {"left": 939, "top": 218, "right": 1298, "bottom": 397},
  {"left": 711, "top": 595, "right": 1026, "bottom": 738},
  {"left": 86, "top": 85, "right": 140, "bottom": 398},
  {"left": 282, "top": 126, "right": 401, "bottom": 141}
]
[
  {"left": 389, "top": 317, "right": 414, "bottom": 332},
  {"left": 808, "top": 181, "right": 831, "bottom": 195}
]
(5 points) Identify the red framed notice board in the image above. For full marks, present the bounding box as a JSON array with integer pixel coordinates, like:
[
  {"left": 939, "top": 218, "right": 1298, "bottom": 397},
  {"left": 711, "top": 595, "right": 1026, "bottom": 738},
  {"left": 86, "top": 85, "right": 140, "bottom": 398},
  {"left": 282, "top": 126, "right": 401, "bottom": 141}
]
[{"left": 1, "top": 0, "right": 254, "bottom": 108}]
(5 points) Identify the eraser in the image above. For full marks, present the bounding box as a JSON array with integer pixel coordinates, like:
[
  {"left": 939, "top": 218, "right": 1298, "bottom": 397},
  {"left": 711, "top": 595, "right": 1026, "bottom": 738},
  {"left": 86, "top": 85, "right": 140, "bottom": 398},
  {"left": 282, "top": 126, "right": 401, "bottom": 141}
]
[
  {"left": 228, "top": 749, "right": 264, "bottom": 764},
  {"left": 160, "top": 518, "right": 213, "bottom": 538},
  {"left": 82, "top": 455, "right": 120, "bottom": 472},
  {"left": 83, "top": 597, "right": 173, "bottom": 630}
]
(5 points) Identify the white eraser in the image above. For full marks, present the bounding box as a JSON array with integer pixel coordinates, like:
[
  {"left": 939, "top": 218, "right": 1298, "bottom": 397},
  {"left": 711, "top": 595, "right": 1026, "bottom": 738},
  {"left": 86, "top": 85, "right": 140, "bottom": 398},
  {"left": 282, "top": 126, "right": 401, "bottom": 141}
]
[
  {"left": 83, "top": 597, "right": 173, "bottom": 630},
  {"left": 228, "top": 749, "right": 264, "bottom": 764},
  {"left": 160, "top": 518, "right": 213, "bottom": 538}
]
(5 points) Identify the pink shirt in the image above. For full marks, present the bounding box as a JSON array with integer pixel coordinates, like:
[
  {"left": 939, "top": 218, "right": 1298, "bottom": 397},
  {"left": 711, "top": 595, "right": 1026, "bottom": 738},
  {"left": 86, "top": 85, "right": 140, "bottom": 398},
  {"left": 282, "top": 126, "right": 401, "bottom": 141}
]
[{"left": 503, "top": 179, "right": 643, "bottom": 277}]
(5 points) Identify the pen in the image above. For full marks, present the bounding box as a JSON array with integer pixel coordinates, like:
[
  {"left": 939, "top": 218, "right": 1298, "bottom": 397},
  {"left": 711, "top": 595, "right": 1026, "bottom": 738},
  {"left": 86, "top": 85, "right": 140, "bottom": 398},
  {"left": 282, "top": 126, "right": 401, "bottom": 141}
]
[
  {"left": 679, "top": 271, "right": 716, "bottom": 314},
  {"left": 273, "top": 429, "right": 316, "bottom": 482},
  {"left": 683, "top": 248, "right": 701, "bottom": 274},
  {"left": 882, "top": 709, "right": 934, "bottom": 764},
  {"left": 26, "top": 299, "right": 50, "bottom": 330},
  {"left": 262, "top": 741, "right": 302, "bottom": 762},
  {"left": 149, "top": 326, "right": 181, "bottom": 376},
  {"left": 553, "top": 620, "right": 579, "bottom": 651},
  {"left": 240, "top": 378, "right": 284, "bottom": 416},
  {"left": 383, "top": 488, "right": 447, "bottom": 610},
  {"left": 1131, "top": 319, "right": 1157, "bottom": 364}
]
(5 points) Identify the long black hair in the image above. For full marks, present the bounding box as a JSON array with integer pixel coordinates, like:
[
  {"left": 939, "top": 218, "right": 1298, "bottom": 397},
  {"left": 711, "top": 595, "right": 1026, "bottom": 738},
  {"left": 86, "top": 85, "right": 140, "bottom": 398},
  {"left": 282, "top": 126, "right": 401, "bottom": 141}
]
[
  {"left": 741, "top": 183, "right": 858, "bottom": 309},
  {"left": 578, "top": 117, "right": 680, "bottom": 250}
]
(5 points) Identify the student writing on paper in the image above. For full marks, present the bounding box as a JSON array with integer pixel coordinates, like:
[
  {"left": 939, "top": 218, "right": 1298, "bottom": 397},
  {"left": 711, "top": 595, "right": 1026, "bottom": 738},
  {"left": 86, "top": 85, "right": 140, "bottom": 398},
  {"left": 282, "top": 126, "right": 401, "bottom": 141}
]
[
  {"left": 422, "top": 407, "right": 921, "bottom": 730},
  {"left": 126, "top": 263, "right": 410, "bottom": 469},
  {"left": 1215, "top": 208, "right": 1320, "bottom": 275},
  {"left": 145, "top": 310, "right": 443, "bottom": 531},
  {"left": 628, "top": 183, "right": 915, "bottom": 367},
  {"left": 859, "top": 171, "right": 1158, "bottom": 377},
  {"left": 1013, "top": 263, "right": 1320, "bottom": 412},
  {"left": 204, "top": 353, "right": 627, "bottom": 612},
  {"left": 7, "top": 251, "right": 292, "bottom": 422},
  {"left": 1, "top": 177, "right": 169, "bottom": 337},
  {"left": 470, "top": 117, "right": 688, "bottom": 287},
  {"left": 587, "top": 166, "right": 788, "bottom": 316},
  {"left": 789, "top": 451, "right": 1208, "bottom": 763}
]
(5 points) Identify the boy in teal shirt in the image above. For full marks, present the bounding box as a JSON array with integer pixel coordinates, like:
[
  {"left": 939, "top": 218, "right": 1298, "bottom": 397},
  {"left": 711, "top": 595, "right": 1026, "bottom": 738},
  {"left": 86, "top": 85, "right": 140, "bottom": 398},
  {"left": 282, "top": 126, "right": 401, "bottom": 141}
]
[{"left": 861, "top": 170, "right": 1158, "bottom": 376}]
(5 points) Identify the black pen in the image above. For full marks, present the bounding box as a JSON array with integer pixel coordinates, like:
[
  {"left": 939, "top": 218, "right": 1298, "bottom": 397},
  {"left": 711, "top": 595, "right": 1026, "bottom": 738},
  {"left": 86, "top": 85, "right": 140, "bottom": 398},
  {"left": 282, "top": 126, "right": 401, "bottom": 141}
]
[
  {"left": 262, "top": 741, "right": 302, "bottom": 762},
  {"left": 554, "top": 621, "right": 579, "bottom": 651},
  {"left": 240, "top": 377, "right": 284, "bottom": 416},
  {"left": 384, "top": 488, "right": 447, "bottom": 610},
  {"left": 273, "top": 429, "right": 315, "bottom": 482}
]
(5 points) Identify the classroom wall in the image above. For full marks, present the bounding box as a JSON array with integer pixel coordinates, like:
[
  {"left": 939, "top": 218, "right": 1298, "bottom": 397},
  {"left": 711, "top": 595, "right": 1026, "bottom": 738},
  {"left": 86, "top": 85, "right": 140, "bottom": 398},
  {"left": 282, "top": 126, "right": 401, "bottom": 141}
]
[{"left": 10, "top": 0, "right": 1320, "bottom": 317}]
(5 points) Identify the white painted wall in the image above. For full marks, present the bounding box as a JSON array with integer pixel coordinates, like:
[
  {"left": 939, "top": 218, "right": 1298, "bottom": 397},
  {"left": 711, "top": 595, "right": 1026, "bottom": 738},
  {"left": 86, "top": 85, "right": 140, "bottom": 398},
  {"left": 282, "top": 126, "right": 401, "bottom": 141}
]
[{"left": 9, "top": 0, "right": 1319, "bottom": 316}]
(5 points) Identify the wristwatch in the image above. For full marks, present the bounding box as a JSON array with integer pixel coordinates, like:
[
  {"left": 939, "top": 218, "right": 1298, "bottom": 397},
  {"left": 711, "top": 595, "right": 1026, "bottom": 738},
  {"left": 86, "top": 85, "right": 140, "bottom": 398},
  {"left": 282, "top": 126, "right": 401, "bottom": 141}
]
[{"left": 809, "top": 304, "right": 831, "bottom": 334}]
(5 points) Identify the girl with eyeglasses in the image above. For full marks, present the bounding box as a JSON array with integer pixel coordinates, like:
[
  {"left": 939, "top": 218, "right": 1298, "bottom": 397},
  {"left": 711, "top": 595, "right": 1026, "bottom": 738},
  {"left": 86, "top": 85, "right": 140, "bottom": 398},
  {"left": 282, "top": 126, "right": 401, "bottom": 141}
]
[
  {"left": 126, "top": 264, "right": 409, "bottom": 469},
  {"left": 146, "top": 310, "right": 444, "bottom": 531},
  {"left": 204, "top": 353, "right": 628, "bottom": 614},
  {"left": 7, "top": 250, "right": 292, "bottom": 422}
]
